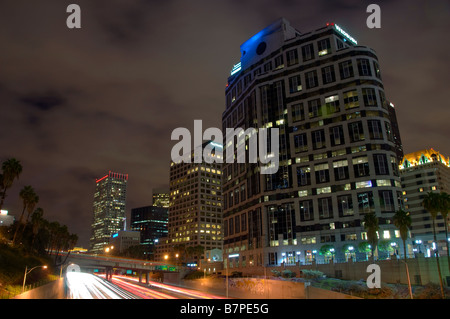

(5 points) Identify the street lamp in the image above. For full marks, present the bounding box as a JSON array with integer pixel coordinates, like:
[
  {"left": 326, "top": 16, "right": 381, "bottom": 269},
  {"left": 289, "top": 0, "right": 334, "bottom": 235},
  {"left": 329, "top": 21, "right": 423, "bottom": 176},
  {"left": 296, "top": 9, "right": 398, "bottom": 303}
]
[
  {"left": 105, "top": 245, "right": 114, "bottom": 253},
  {"left": 23, "top": 265, "right": 47, "bottom": 292}
]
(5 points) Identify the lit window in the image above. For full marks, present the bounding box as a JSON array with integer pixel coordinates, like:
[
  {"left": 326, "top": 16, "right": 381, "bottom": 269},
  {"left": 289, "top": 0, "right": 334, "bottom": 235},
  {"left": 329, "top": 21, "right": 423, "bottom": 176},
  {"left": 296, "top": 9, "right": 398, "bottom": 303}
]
[{"left": 356, "top": 181, "right": 372, "bottom": 189}]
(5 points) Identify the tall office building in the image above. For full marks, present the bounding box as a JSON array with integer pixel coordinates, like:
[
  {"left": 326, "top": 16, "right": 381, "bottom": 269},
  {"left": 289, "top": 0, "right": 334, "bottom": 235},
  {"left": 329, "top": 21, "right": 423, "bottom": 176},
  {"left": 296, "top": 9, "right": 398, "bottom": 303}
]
[
  {"left": 130, "top": 205, "right": 168, "bottom": 260},
  {"left": 152, "top": 187, "right": 170, "bottom": 208},
  {"left": 90, "top": 171, "right": 128, "bottom": 254},
  {"left": 222, "top": 19, "right": 403, "bottom": 269},
  {"left": 155, "top": 141, "right": 223, "bottom": 263},
  {"left": 400, "top": 148, "right": 450, "bottom": 255},
  {"left": 387, "top": 102, "right": 404, "bottom": 163}
]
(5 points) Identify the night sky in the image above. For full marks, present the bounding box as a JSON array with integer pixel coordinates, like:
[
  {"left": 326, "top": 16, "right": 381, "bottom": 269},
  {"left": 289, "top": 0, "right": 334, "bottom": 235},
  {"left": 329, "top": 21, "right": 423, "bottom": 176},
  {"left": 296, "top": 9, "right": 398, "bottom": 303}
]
[{"left": 1, "top": 0, "right": 449, "bottom": 248}]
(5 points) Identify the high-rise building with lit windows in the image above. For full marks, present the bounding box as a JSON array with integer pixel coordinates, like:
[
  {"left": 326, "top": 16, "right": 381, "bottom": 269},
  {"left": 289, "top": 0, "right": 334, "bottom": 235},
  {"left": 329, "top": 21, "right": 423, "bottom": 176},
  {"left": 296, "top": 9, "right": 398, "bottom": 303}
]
[
  {"left": 130, "top": 205, "right": 168, "bottom": 260},
  {"left": 400, "top": 148, "right": 450, "bottom": 256},
  {"left": 155, "top": 141, "right": 223, "bottom": 263},
  {"left": 222, "top": 18, "right": 403, "bottom": 269},
  {"left": 90, "top": 171, "right": 128, "bottom": 254},
  {"left": 152, "top": 187, "right": 170, "bottom": 208}
]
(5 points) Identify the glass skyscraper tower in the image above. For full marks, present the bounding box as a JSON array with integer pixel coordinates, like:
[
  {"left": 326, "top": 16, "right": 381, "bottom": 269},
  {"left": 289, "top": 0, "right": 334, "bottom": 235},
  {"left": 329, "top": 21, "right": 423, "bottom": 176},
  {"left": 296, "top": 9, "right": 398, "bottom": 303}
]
[
  {"left": 222, "top": 19, "right": 403, "bottom": 269},
  {"left": 90, "top": 171, "right": 128, "bottom": 254}
]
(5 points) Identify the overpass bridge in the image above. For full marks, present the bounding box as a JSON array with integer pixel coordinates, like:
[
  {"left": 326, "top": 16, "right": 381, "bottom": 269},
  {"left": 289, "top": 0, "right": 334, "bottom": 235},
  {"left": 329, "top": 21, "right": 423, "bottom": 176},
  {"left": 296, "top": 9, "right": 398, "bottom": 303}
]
[{"left": 61, "top": 252, "right": 181, "bottom": 282}]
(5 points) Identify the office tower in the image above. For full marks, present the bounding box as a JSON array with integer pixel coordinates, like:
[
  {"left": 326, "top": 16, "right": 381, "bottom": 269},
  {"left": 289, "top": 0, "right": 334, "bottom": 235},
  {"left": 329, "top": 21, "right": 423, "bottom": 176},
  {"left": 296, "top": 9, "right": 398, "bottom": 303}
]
[
  {"left": 152, "top": 187, "right": 170, "bottom": 208},
  {"left": 155, "top": 141, "right": 223, "bottom": 263},
  {"left": 130, "top": 205, "right": 169, "bottom": 260},
  {"left": 222, "top": 18, "right": 403, "bottom": 269},
  {"left": 387, "top": 101, "right": 404, "bottom": 163},
  {"left": 90, "top": 171, "right": 128, "bottom": 254},
  {"left": 109, "top": 230, "right": 140, "bottom": 254},
  {"left": 400, "top": 148, "right": 450, "bottom": 256}
]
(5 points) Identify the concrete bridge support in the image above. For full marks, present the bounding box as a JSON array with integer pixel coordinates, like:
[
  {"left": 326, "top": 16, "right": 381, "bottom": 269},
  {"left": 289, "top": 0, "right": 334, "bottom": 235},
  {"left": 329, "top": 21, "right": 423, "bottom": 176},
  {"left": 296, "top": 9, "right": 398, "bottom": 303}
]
[
  {"left": 105, "top": 267, "right": 114, "bottom": 281},
  {"left": 138, "top": 270, "right": 150, "bottom": 283}
]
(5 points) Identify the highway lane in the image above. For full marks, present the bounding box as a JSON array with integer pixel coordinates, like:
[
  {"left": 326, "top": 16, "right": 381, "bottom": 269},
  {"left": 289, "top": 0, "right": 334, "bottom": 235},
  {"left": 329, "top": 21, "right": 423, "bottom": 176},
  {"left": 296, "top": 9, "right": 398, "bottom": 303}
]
[
  {"left": 65, "top": 272, "right": 227, "bottom": 299},
  {"left": 66, "top": 272, "right": 140, "bottom": 299},
  {"left": 110, "top": 275, "right": 227, "bottom": 299}
]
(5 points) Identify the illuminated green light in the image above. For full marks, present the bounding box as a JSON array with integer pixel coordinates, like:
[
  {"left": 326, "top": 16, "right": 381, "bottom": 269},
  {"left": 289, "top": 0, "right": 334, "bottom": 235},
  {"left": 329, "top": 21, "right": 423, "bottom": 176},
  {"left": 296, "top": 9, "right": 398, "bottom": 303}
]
[
  {"left": 230, "top": 62, "right": 241, "bottom": 76},
  {"left": 334, "top": 24, "right": 358, "bottom": 45}
]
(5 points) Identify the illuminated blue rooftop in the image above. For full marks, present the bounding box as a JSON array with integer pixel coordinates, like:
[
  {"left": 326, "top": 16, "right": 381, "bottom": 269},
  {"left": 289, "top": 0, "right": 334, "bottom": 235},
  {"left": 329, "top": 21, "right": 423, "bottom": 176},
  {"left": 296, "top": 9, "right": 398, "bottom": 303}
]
[{"left": 229, "top": 18, "right": 298, "bottom": 77}]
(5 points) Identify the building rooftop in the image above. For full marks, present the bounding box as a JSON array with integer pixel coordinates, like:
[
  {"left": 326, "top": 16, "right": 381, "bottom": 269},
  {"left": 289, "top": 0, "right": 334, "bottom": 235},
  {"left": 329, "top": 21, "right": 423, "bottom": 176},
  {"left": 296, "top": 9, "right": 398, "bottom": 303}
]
[{"left": 400, "top": 148, "right": 449, "bottom": 169}]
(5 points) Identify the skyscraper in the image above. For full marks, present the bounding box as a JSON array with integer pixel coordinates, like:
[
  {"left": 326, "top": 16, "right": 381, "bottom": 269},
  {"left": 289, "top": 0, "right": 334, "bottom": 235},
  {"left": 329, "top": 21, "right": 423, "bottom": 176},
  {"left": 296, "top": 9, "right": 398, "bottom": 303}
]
[
  {"left": 222, "top": 19, "right": 403, "bottom": 269},
  {"left": 90, "top": 171, "right": 128, "bottom": 254},
  {"left": 400, "top": 148, "right": 450, "bottom": 256},
  {"left": 155, "top": 141, "right": 223, "bottom": 263},
  {"left": 152, "top": 187, "right": 170, "bottom": 208},
  {"left": 130, "top": 205, "right": 168, "bottom": 260}
]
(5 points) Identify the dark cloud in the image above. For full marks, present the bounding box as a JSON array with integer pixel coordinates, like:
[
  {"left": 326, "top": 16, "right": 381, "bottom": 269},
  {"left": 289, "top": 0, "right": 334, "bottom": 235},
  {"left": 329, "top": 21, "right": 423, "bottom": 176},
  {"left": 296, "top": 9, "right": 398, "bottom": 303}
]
[
  {"left": 20, "top": 91, "right": 66, "bottom": 111},
  {"left": 0, "top": 0, "right": 449, "bottom": 247}
]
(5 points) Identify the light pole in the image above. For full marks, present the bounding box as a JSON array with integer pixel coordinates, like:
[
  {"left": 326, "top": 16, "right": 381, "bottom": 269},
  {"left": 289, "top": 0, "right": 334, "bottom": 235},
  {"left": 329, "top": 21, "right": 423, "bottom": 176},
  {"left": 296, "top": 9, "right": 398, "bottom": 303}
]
[{"left": 23, "top": 265, "right": 47, "bottom": 292}]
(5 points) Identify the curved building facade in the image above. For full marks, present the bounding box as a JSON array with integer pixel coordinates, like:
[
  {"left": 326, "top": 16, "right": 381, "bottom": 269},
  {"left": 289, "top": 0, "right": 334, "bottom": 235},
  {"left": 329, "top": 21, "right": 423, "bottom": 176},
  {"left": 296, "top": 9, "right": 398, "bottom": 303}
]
[{"left": 222, "top": 19, "right": 404, "bottom": 268}]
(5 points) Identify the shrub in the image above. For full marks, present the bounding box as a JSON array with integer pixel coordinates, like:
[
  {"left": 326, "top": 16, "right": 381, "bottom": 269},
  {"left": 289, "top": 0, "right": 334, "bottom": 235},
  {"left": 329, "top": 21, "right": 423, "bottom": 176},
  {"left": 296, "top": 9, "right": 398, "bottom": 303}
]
[
  {"left": 270, "top": 269, "right": 281, "bottom": 277},
  {"left": 282, "top": 269, "right": 296, "bottom": 278},
  {"left": 301, "top": 269, "right": 324, "bottom": 279}
]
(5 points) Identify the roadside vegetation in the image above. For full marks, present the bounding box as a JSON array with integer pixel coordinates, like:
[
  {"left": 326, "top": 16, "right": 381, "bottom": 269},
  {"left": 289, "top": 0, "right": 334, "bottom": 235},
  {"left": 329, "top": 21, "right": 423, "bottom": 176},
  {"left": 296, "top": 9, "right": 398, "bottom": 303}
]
[{"left": 0, "top": 157, "right": 78, "bottom": 298}]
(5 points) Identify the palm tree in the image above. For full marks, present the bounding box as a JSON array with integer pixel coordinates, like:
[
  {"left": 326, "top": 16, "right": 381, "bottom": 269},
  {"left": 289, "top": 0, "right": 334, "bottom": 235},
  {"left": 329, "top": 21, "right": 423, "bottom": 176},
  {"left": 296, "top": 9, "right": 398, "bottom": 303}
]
[
  {"left": 20, "top": 193, "right": 39, "bottom": 238},
  {"left": 30, "top": 208, "right": 44, "bottom": 249},
  {"left": 0, "top": 158, "right": 23, "bottom": 211},
  {"left": 393, "top": 209, "right": 413, "bottom": 299},
  {"left": 363, "top": 212, "right": 379, "bottom": 262},
  {"left": 12, "top": 185, "right": 38, "bottom": 245},
  {"left": 439, "top": 192, "right": 450, "bottom": 273},
  {"left": 46, "top": 221, "right": 60, "bottom": 255},
  {"left": 59, "top": 233, "right": 79, "bottom": 266},
  {"left": 393, "top": 209, "right": 412, "bottom": 261},
  {"left": 422, "top": 191, "right": 445, "bottom": 298}
]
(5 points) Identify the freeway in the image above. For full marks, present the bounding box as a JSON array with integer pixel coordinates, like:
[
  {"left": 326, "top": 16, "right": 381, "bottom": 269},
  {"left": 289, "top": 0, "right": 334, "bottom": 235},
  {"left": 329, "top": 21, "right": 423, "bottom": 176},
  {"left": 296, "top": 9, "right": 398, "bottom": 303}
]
[
  {"left": 66, "top": 272, "right": 140, "bottom": 299},
  {"left": 66, "top": 272, "right": 226, "bottom": 299},
  {"left": 110, "top": 275, "right": 227, "bottom": 299}
]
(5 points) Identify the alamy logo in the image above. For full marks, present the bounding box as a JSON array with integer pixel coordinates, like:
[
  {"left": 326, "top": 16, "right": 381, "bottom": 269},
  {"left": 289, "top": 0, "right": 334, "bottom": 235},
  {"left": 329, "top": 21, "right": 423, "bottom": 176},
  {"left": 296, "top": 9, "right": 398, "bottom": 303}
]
[
  {"left": 171, "top": 120, "right": 280, "bottom": 174},
  {"left": 366, "top": 264, "right": 381, "bottom": 288}
]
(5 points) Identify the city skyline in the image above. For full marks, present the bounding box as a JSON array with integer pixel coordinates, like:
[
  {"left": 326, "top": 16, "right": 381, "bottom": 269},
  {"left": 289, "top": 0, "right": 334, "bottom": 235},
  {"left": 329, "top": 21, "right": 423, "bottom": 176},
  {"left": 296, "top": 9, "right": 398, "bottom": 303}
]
[{"left": 1, "top": 0, "right": 449, "bottom": 247}]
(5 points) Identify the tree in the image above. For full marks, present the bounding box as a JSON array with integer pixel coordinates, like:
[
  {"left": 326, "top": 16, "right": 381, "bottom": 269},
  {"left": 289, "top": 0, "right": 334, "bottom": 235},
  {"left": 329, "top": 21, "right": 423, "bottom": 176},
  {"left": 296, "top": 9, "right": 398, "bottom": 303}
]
[
  {"left": 439, "top": 192, "right": 450, "bottom": 273},
  {"left": 341, "top": 244, "right": 357, "bottom": 261},
  {"left": 30, "top": 207, "right": 45, "bottom": 251},
  {"left": 0, "top": 158, "right": 23, "bottom": 211},
  {"left": 193, "top": 245, "right": 205, "bottom": 260},
  {"left": 173, "top": 244, "right": 187, "bottom": 263},
  {"left": 393, "top": 209, "right": 412, "bottom": 261},
  {"left": 358, "top": 241, "right": 371, "bottom": 260},
  {"left": 422, "top": 191, "right": 445, "bottom": 298},
  {"left": 363, "top": 212, "right": 379, "bottom": 262},
  {"left": 183, "top": 245, "right": 205, "bottom": 263},
  {"left": 19, "top": 194, "right": 40, "bottom": 239},
  {"left": 319, "top": 244, "right": 335, "bottom": 262},
  {"left": 12, "top": 185, "right": 38, "bottom": 245},
  {"left": 393, "top": 209, "right": 413, "bottom": 299},
  {"left": 46, "top": 221, "right": 61, "bottom": 255}
]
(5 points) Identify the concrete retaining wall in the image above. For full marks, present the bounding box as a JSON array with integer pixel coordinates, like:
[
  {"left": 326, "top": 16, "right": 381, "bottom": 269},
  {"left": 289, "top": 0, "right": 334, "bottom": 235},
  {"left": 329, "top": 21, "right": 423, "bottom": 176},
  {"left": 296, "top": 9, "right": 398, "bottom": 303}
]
[
  {"left": 13, "top": 278, "right": 65, "bottom": 299},
  {"left": 223, "top": 255, "right": 450, "bottom": 286},
  {"left": 177, "top": 277, "right": 359, "bottom": 299}
]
